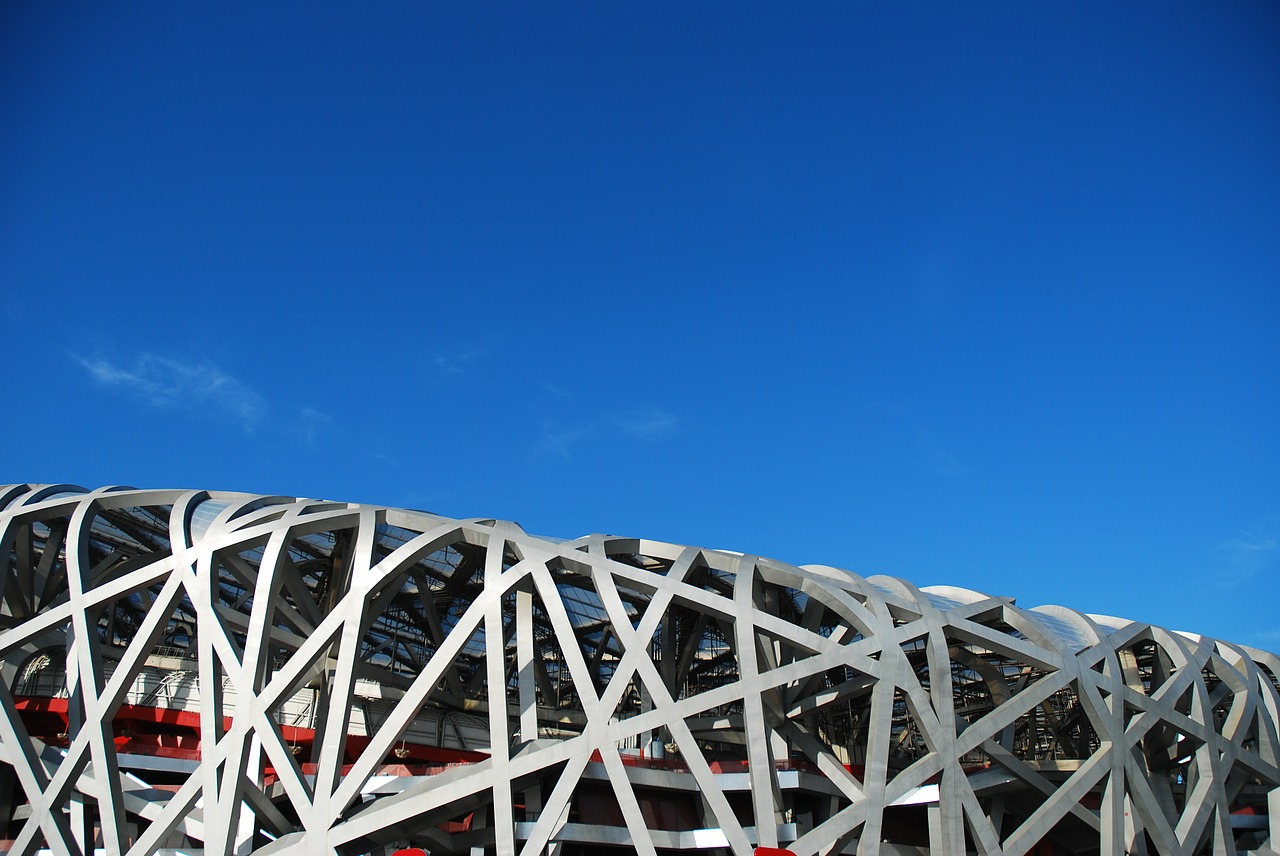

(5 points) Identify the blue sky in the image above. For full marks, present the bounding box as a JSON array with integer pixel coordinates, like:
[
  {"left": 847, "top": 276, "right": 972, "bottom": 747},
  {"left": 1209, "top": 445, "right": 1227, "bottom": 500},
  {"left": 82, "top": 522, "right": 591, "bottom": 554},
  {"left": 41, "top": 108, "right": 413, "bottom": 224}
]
[{"left": 2, "top": 3, "right": 1278, "bottom": 651}]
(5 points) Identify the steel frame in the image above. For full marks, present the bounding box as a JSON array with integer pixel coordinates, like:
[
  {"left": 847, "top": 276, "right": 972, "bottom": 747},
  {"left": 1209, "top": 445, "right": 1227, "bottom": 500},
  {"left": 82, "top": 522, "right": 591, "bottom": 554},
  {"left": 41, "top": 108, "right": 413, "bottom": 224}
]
[{"left": 0, "top": 484, "right": 1276, "bottom": 856}]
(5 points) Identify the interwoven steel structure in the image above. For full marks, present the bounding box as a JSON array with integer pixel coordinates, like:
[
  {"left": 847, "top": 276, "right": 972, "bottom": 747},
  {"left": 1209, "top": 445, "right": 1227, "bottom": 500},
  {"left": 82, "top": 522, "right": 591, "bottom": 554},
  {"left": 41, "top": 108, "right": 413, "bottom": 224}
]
[{"left": 0, "top": 484, "right": 1277, "bottom": 856}]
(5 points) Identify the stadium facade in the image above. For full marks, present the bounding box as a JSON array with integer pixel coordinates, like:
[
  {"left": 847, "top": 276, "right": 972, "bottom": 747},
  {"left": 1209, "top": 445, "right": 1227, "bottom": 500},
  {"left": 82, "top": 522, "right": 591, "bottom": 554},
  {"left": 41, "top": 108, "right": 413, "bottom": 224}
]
[{"left": 0, "top": 484, "right": 1277, "bottom": 856}]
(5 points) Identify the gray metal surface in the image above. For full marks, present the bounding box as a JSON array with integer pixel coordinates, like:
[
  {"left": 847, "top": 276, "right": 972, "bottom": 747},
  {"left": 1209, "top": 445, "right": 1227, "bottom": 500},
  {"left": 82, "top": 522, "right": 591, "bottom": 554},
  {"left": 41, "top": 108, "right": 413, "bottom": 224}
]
[{"left": 0, "top": 484, "right": 1276, "bottom": 856}]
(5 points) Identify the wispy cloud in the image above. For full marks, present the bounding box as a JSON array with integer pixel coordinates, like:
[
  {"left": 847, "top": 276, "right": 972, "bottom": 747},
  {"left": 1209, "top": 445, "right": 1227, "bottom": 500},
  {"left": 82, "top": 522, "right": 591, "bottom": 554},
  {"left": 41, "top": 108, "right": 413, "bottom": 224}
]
[
  {"left": 613, "top": 406, "right": 679, "bottom": 440},
  {"left": 76, "top": 353, "right": 266, "bottom": 431},
  {"left": 432, "top": 348, "right": 486, "bottom": 379},
  {"left": 296, "top": 406, "right": 333, "bottom": 446},
  {"left": 1215, "top": 531, "right": 1278, "bottom": 585},
  {"left": 541, "top": 382, "right": 573, "bottom": 401},
  {"left": 529, "top": 399, "right": 679, "bottom": 462},
  {"left": 535, "top": 421, "right": 594, "bottom": 461}
]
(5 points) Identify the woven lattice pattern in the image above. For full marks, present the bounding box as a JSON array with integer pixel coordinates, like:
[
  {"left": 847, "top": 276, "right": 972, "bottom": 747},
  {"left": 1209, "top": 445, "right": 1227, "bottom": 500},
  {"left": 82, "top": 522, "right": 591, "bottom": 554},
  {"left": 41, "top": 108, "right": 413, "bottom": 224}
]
[{"left": 0, "top": 484, "right": 1277, "bottom": 856}]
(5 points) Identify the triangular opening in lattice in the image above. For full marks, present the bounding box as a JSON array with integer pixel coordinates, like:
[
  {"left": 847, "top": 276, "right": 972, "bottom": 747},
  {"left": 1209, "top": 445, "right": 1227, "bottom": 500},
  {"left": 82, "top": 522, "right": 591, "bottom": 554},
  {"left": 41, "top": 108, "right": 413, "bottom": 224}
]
[
  {"left": 886, "top": 688, "right": 932, "bottom": 782},
  {"left": 943, "top": 637, "right": 1071, "bottom": 756}
]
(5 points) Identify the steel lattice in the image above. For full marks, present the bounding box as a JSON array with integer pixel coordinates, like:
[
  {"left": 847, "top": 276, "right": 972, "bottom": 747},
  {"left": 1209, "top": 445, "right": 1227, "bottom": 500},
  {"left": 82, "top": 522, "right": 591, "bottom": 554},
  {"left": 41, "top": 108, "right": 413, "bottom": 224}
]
[{"left": 0, "top": 484, "right": 1276, "bottom": 856}]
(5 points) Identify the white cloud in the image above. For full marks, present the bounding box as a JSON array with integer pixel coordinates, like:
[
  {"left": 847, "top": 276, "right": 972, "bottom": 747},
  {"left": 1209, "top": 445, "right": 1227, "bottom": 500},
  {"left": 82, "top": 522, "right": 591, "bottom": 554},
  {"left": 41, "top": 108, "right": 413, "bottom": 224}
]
[
  {"left": 613, "top": 406, "right": 678, "bottom": 439},
  {"left": 297, "top": 406, "right": 333, "bottom": 446},
  {"left": 541, "top": 382, "right": 573, "bottom": 401},
  {"left": 76, "top": 353, "right": 266, "bottom": 431},
  {"left": 529, "top": 405, "right": 679, "bottom": 462},
  {"left": 1213, "top": 530, "right": 1279, "bottom": 586},
  {"left": 432, "top": 348, "right": 486, "bottom": 379},
  {"left": 535, "top": 421, "right": 594, "bottom": 461},
  {"left": 1221, "top": 535, "right": 1278, "bottom": 556}
]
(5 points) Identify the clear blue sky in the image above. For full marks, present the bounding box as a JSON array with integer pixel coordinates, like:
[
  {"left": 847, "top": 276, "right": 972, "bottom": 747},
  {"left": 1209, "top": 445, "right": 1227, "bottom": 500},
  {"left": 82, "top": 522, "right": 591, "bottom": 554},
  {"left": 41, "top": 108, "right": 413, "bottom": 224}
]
[{"left": 3, "top": 3, "right": 1277, "bottom": 651}]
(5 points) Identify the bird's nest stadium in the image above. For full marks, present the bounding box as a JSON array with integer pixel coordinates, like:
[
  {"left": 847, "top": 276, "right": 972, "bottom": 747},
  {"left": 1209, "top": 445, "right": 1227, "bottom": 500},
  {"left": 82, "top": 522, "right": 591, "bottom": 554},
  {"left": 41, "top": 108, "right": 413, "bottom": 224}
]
[{"left": 0, "top": 484, "right": 1276, "bottom": 856}]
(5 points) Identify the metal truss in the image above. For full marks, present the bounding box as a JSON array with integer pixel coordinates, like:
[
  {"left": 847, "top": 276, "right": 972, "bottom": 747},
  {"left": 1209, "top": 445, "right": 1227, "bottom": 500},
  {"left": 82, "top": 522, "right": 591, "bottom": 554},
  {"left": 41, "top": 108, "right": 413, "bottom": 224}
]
[{"left": 0, "top": 484, "right": 1277, "bottom": 856}]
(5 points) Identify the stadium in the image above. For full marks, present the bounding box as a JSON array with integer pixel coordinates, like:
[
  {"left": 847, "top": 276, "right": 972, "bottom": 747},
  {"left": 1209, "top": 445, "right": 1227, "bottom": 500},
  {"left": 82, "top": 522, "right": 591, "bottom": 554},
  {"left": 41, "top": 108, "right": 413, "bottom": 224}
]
[{"left": 0, "top": 484, "right": 1276, "bottom": 856}]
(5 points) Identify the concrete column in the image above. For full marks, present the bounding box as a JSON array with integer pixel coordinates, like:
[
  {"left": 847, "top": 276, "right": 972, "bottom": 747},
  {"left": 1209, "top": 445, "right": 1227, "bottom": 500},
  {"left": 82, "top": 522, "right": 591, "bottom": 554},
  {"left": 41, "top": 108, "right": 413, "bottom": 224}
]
[{"left": 1269, "top": 787, "right": 1280, "bottom": 854}]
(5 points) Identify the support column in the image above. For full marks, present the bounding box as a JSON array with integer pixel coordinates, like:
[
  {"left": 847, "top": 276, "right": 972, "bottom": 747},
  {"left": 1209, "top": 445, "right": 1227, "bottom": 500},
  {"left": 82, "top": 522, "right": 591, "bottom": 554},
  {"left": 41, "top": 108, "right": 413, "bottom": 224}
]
[
  {"left": 484, "top": 537, "right": 514, "bottom": 856},
  {"left": 1269, "top": 787, "right": 1280, "bottom": 854},
  {"left": 735, "top": 562, "right": 779, "bottom": 849},
  {"left": 516, "top": 587, "right": 537, "bottom": 746},
  {"left": 516, "top": 586, "right": 543, "bottom": 827},
  {"left": 234, "top": 735, "right": 262, "bottom": 856},
  {"left": 929, "top": 770, "right": 967, "bottom": 855},
  {"left": 925, "top": 633, "right": 964, "bottom": 855},
  {"left": 65, "top": 631, "right": 91, "bottom": 856},
  {"left": 927, "top": 801, "right": 944, "bottom": 854}
]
